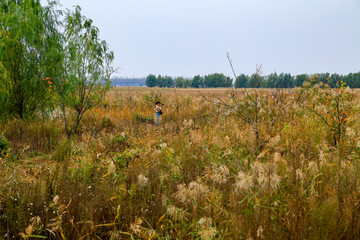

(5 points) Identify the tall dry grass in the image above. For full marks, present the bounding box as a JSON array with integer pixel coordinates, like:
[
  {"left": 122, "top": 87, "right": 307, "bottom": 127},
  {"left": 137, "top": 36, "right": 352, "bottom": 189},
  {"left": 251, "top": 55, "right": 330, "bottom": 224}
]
[{"left": 1, "top": 86, "right": 360, "bottom": 239}]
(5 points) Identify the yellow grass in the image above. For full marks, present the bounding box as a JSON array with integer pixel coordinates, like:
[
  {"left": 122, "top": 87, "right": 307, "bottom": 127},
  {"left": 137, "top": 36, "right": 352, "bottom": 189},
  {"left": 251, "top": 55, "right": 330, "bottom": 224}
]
[{"left": 1, "top": 86, "right": 360, "bottom": 239}]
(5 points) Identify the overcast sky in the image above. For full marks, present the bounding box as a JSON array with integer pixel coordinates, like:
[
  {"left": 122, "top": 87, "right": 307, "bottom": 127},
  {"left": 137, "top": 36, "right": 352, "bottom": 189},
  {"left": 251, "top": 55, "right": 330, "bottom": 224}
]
[{"left": 48, "top": 0, "right": 360, "bottom": 78}]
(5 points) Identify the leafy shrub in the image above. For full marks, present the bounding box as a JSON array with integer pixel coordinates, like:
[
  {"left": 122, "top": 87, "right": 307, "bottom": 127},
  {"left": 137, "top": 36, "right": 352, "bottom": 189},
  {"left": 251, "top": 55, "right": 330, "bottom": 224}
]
[
  {"left": 105, "top": 133, "right": 130, "bottom": 154},
  {"left": 114, "top": 148, "right": 141, "bottom": 169},
  {"left": 133, "top": 114, "right": 154, "bottom": 124},
  {"left": 0, "top": 132, "right": 9, "bottom": 156},
  {"left": 299, "top": 76, "right": 354, "bottom": 145}
]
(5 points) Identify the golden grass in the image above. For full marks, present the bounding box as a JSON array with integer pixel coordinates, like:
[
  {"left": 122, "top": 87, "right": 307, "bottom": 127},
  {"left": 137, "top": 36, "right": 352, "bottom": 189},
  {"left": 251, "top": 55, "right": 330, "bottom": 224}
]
[{"left": 1, "top": 86, "right": 360, "bottom": 239}]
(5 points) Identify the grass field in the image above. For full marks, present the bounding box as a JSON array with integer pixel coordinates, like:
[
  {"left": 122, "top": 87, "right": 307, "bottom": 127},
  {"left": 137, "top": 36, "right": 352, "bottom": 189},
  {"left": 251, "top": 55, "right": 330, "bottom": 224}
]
[{"left": 1, "top": 86, "right": 360, "bottom": 239}]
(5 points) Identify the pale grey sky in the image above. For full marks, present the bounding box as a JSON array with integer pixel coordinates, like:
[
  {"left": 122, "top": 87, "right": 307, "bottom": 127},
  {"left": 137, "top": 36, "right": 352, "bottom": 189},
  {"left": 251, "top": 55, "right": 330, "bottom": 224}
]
[{"left": 49, "top": 0, "right": 360, "bottom": 78}]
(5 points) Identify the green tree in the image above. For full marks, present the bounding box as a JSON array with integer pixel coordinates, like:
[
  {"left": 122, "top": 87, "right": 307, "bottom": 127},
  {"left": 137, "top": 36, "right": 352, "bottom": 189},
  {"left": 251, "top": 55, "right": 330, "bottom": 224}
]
[
  {"left": 352, "top": 72, "right": 360, "bottom": 88},
  {"left": 295, "top": 74, "right": 309, "bottom": 87},
  {"left": 0, "top": 62, "right": 9, "bottom": 98},
  {"left": 318, "top": 72, "right": 331, "bottom": 83},
  {"left": 276, "top": 73, "right": 293, "bottom": 88},
  {"left": 0, "top": 0, "right": 58, "bottom": 118},
  {"left": 54, "top": 6, "right": 114, "bottom": 138},
  {"left": 248, "top": 65, "right": 264, "bottom": 88},
  {"left": 183, "top": 78, "right": 192, "bottom": 88},
  {"left": 353, "top": 72, "right": 360, "bottom": 88},
  {"left": 146, "top": 74, "right": 157, "bottom": 87},
  {"left": 163, "top": 75, "right": 174, "bottom": 88},
  {"left": 328, "top": 73, "right": 343, "bottom": 88},
  {"left": 175, "top": 77, "right": 184, "bottom": 88},
  {"left": 204, "top": 73, "right": 232, "bottom": 88},
  {"left": 156, "top": 75, "right": 164, "bottom": 87},
  {"left": 191, "top": 75, "right": 202, "bottom": 88},
  {"left": 235, "top": 74, "right": 249, "bottom": 88},
  {"left": 0, "top": 62, "right": 11, "bottom": 120},
  {"left": 249, "top": 74, "right": 263, "bottom": 88},
  {"left": 265, "top": 73, "right": 278, "bottom": 88}
]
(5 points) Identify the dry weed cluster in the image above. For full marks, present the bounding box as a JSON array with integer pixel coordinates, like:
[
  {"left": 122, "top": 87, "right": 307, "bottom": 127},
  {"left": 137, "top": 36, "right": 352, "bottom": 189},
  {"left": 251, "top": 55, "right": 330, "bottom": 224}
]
[{"left": 1, "top": 86, "right": 360, "bottom": 239}]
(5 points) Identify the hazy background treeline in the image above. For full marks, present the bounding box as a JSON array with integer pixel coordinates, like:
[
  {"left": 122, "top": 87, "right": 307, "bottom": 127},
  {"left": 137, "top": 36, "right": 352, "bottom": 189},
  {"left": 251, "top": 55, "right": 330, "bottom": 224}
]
[
  {"left": 112, "top": 77, "right": 146, "bottom": 86},
  {"left": 143, "top": 72, "right": 360, "bottom": 88}
]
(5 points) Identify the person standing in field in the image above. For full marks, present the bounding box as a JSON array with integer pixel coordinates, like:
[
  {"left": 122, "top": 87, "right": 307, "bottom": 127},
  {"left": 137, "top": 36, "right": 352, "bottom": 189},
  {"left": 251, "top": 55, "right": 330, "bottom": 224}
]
[{"left": 155, "top": 101, "right": 163, "bottom": 126}]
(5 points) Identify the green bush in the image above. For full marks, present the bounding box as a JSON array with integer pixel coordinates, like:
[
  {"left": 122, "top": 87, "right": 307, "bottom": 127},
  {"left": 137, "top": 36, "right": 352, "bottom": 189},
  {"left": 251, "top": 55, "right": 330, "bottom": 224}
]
[
  {"left": 0, "top": 132, "right": 9, "bottom": 156},
  {"left": 133, "top": 114, "right": 154, "bottom": 124},
  {"left": 105, "top": 133, "right": 130, "bottom": 154}
]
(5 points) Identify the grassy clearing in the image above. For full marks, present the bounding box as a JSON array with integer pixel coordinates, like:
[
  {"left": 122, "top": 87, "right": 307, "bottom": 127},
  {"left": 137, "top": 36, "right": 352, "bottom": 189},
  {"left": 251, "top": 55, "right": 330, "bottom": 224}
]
[{"left": 1, "top": 86, "right": 360, "bottom": 239}]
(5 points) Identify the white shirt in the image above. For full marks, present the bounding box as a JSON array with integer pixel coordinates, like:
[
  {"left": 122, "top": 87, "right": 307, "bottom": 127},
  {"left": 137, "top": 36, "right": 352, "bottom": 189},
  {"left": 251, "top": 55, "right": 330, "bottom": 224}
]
[{"left": 156, "top": 105, "right": 162, "bottom": 113}]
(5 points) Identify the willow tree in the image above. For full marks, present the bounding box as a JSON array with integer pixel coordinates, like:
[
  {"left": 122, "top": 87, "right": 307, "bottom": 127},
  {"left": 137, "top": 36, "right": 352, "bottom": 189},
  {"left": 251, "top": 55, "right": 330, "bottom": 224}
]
[
  {"left": 0, "top": 0, "right": 61, "bottom": 119},
  {"left": 52, "top": 6, "right": 114, "bottom": 138}
]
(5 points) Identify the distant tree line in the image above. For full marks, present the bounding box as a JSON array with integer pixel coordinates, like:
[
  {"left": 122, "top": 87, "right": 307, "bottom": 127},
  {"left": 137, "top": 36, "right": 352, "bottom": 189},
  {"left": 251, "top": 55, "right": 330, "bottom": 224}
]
[
  {"left": 112, "top": 77, "right": 146, "bottom": 86},
  {"left": 146, "top": 73, "right": 232, "bottom": 88},
  {"left": 235, "top": 72, "right": 360, "bottom": 88},
  {"left": 145, "top": 72, "right": 360, "bottom": 88}
]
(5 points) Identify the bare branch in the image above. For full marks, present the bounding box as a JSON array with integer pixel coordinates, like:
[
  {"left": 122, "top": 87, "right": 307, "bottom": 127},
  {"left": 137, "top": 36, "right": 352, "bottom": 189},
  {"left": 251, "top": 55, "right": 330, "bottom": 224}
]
[{"left": 226, "top": 52, "right": 237, "bottom": 80}]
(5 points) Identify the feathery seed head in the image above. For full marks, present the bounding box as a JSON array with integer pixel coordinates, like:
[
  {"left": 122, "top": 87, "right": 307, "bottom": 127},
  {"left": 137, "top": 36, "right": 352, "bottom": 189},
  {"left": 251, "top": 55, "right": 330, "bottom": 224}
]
[
  {"left": 257, "top": 225, "right": 264, "bottom": 239},
  {"left": 198, "top": 227, "right": 217, "bottom": 240},
  {"left": 159, "top": 143, "right": 167, "bottom": 149},
  {"left": 273, "top": 152, "right": 281, "bottom": 162},
  {"left": 137, "top": 174, "right": 149, "bottom": 188},
  {"left": 130, "top": 217, "right": 143, "bottom": 235},
  {"left": 307, "top": 161, "right": 319, "bottom": 175},
  {"left": 319, "top": 150, "right": 327, "bottom": 167},
  {"left": 167, "top": 204, "right": 187, "bottom": 221},
  {"left": 296, "top": 168, "right": 304, "bottom": 181},
  {"left": 212, "top": 165, "right": 230, "bottom": 184},
  {"left": 174, "top": 180, "right": 209, "bottom": 205},
  {"left": 235, "top": 170, "right": 253, "bottom": 193}
]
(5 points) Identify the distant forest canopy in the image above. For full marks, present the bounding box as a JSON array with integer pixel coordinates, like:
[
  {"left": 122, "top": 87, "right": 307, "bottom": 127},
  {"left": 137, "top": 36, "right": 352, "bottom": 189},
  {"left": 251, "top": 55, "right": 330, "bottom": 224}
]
[{"left": 145, "top": 72, "right": 360, "bottom": 88}]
